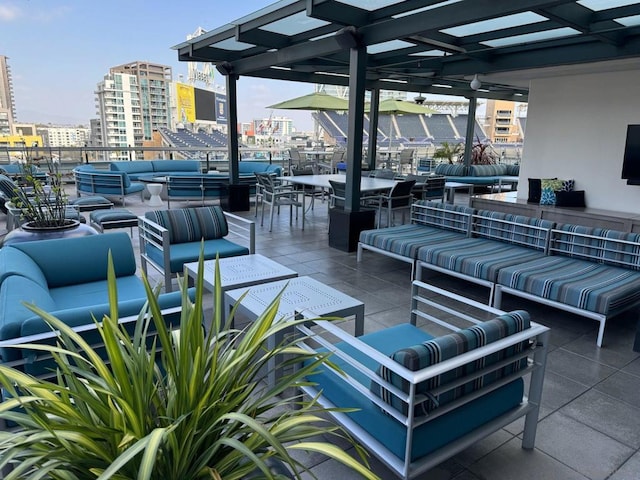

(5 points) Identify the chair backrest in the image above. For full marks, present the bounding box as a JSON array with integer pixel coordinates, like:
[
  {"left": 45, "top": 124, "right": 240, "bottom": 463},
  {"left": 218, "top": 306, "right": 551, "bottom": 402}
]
[
  {"left": 145, "top": 206, "right": 229, "bottom": 244},
  {"left": 388, "top": 180, "right": 416, "bottom": 208},
  {"left": 289, "top": 148, "right": 302, "bottom": 162},
  {"left": 330, "top": 150, "right": 345, "bottom": 163},
  {"left": 255, "top": 172, "right": 277, "bottom": 194},
  {"left": 399, "top": 148, "right": 415, "bottom": 163},
  {"left": 328, "top": 179, "right": 346, "bottom": 208}
]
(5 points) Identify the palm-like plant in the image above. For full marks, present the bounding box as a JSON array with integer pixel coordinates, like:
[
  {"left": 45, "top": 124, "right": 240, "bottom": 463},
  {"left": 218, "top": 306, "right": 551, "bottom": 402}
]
[
  {"left": 0, "top": 253, "right": 379, "bottom": 480},
  {"left": 432, "top": 141, "right": 463, "bottom": 164}
]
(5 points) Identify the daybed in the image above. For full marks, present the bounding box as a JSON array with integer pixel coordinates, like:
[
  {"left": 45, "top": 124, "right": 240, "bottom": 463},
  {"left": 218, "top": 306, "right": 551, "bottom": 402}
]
[
  {"left": 296, "top": 280, "right": 550, "bottom": 480},
  {"left": 434, "top": 163, "right": 519, "bottom": 188},
  {"left": 73, "top": 165, "right": 145, "bottom": 205},
  {"left": 358, "top": 200, "right": 640, "bottom": 347},
  {"left": 0, "top": 233, "right": 185, "bottom": 376},
  {"left": 138, "top": 205, "right": 255, "bottom": 292}
]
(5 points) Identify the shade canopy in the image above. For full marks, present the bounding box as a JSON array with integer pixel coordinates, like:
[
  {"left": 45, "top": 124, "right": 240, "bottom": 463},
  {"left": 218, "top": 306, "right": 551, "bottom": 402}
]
[
  {"left": 367, "top": 99, "right": 438, "bottom": 115},
  {"left": 267, "top": 91, "right": 349, "bottom": 111}
]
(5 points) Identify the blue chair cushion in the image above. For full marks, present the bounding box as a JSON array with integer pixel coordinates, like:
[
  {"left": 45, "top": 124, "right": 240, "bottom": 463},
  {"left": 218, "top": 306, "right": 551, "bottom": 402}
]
[
  {"left": 0, "top": 248, "right": 47, "bottom": 287},
  {"left": 145, "top": 238, "right": 249, "bottom": 274},
  {"left": 49, "top": 275, "right": 147, "bottom": 311},
  {"left": 145, "top": 206, "right": 229, "bottom": 244},
  {"left": 372, "top": 311, "right": 530, "bottom": 416}
]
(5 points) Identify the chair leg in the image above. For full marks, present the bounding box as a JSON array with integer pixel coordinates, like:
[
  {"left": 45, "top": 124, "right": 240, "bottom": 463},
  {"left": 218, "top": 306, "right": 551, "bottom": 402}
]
[{"left": 269, "top": 203, "right": 275, "bottom": 232}]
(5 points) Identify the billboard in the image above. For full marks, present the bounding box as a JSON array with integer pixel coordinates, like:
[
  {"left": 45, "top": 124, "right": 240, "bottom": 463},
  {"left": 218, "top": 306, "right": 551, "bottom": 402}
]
[
  {"left": 215, "top": 94, "right": 227, "bottom": 123},
  {"left": 176, "top": 83, "right": 196, "bottom": 123}
]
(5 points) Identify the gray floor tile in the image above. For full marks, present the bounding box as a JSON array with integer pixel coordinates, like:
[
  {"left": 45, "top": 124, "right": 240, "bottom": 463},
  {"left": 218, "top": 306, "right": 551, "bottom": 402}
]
[
  {"left": 535, "top": 412, "right": 634, "bottom": 480},
  {"left": 594, "top": 371, "right": 640, "bottom": 407},
  {"left": 608, "top": 450, "right": 640, "bottom": 480}
]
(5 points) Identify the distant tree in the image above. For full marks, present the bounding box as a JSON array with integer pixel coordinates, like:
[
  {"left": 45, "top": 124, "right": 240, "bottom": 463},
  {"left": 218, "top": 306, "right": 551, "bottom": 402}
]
[{"left": 433, "top": 141, "right": 463, "bottom": 164}]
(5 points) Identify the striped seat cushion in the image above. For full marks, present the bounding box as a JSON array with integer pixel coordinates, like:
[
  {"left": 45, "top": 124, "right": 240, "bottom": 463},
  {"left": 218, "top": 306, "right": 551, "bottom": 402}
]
[
  {"left": 359, "top": 224, "right": 466, "bottom": 259},
  {"left": 372, "top": 311, "right": 530, "bottom": 416},
  {"left": 145, "top": 206, "right": 228, "bottom": 244},
  {"left": 417, "top": 238, "right": 547, "bottom": 281},
  {"left": 434, "top": 164, "right": 467, "bottom": 176},
  {"left": 496, "top": 256, "right": 640, "bottom": 315}
]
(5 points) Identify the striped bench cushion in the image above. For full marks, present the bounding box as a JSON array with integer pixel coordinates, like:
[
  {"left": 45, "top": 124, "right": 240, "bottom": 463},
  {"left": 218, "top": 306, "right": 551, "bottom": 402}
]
[
  {"left": 434, "top": 163, "right": 467, "bottom": 176},
  {"left": 372, "top": 311, "right": 530, "bottom": 416},
  {"left": 553, "top": 224, "right": 640, "bottom": 269},
  {"left": 417, "top": 238, "right": 547, "bottom": 281},
  {"left": 145, "top": 206, "right": 228, "bottom": 244},
  {"left": 496, "top": 256, "right": 640, "bottom": 315},
  {"left": 359, "top": 224, "right": 466, "bottom": 259},
  {"left": 414, "top": 200, "right": 474, "bottom": 231},
  {"left": 469, "top": 164, "right": 508, "bottom": 176},
  {"left": 475, "top": 210, "right": 553, "bottom": 249}
]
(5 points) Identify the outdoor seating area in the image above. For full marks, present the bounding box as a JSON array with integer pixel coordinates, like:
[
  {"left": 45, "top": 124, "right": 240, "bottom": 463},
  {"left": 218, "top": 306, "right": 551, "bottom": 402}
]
[{"left": 0, "top": 179, "right": 638, "bottom": 480}]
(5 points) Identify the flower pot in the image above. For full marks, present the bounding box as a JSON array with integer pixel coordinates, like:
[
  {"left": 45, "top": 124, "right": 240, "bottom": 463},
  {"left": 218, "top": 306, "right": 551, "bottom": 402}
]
[{"left": 1, "top": 220, "right": 99, "bottom": 246}]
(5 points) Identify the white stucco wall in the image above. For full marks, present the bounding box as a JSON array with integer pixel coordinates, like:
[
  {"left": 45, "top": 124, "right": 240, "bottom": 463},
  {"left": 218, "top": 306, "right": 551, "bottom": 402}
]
[{"left": 519, "top": 69, "right": 640, "bottom": 213}]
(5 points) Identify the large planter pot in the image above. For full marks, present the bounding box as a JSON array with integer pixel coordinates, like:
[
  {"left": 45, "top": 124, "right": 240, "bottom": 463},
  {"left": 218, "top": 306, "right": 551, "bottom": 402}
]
[{"left": 1, "top": 220, "right": 99, "bottom": 246}]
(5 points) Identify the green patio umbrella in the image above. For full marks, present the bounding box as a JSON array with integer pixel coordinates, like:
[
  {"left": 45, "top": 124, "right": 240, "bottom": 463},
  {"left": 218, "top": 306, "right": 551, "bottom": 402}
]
[
  {"left": 267, "top": 91, "right": 349, "bottom": 111},
  {"left": 366, "top": 99, "right": 438, "bottom": 149}
]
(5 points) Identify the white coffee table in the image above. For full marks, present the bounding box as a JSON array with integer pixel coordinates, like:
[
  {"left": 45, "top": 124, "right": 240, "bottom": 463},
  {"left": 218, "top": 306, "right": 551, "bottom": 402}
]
[
  {"left": 224, "top": 275, "right": 365, "bottom": 387},
  {"left": 184, "top": 254, "right": 298, "bottom": 297}
]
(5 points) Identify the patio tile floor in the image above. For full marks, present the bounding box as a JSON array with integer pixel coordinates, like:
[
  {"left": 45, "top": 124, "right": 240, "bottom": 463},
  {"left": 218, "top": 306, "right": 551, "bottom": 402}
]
[{"left": 6, "top": 187, "right": 639, "bottom": 480}]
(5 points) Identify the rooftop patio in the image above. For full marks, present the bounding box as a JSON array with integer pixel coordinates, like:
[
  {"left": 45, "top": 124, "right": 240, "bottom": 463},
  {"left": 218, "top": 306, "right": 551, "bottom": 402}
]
[{"left": 38, "top": 186, "right": 639, "bottom": 480}]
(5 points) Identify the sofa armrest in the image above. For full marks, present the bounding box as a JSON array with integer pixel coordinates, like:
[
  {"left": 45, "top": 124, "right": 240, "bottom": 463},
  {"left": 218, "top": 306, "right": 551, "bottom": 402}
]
[
  {"left": 138, "top": 215, "right": 172, "bottom": 288},
  {"left": 223, "top": 211, "right": 256, "bottom": 254}
]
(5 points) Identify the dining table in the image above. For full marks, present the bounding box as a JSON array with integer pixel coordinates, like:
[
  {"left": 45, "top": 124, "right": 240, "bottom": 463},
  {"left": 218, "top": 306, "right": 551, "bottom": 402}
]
[{"left": 277, "top": 174, "right": 397, "bottom": 230}]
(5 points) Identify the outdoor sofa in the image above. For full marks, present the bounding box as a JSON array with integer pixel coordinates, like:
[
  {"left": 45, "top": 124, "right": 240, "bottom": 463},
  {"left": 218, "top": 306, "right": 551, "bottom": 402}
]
[
  {"left": 138, "top": 205, "right": 255, "bottom": 292},
  {"left": 109, "top": 160, "right": 201, "bottom": 180},
  {"left": 358, "top": 200, "right": 640, "bottom": 347},
  {"left": 296, "top": 280, "right": 550, "bottom": 480},
  {"left": 0, "top": 232, "right": 186, "bottom": 377},
  {"left": 434, "top": 163, "right": 519, "bottom": 188},
  {"left": 73, "top": 165, "right": 145, "bottom": 205}
]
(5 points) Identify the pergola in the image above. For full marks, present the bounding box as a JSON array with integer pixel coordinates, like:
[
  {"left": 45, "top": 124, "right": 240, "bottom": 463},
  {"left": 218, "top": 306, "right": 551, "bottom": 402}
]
[{"left": 173, "top": 0, "right": 640, "bottom": 248}]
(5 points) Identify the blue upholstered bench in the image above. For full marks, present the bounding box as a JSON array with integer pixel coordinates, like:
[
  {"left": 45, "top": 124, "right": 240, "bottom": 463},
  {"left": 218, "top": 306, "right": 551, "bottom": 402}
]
[
  {"left": 495, "top": 224, "right": 640, "bottom": 347},
  {"left": 296, "top": 281, "right": 550, "bottom": 480},
  {"left": 416, "top": 210, "right": 553, "bottom": 304},
  {"left": 138, "top": 205, "right": 255, "bottom": 292},
  {"left": 357, "top": 201, "right": 474, "bottom": 276}
]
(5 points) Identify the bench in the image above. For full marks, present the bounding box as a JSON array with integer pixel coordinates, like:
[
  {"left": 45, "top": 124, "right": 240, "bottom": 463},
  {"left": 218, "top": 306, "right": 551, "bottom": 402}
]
[
  {"left": 434, "top": 163, "right": 519, "bottom": 188},
  {"left": 295, "top": 281, "right": 550, "bottom": 480},
  {"left": 358, "top": 201, "right": 640, "bottom": 347},
  {"left": 138, "top": 205, "right": 255, "bottom": 292}
]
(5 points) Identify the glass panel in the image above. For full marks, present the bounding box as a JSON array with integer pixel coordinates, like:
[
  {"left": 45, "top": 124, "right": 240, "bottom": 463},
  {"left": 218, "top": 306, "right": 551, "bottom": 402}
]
[
  {"left": 482, "top": 27, "right": 580, "bottom": 48},
  {"left": 393, "top": 0, "right": 462, "bottom": 18},
  {"left": 261, "top": 11, "right": 329, "bottom": 35},
  {"left": 410, "top": 50, "right": 447, "bottom": 57},
  {"left": 616, "top": 14, "right": 640, "bottom": 26},
  {"left": 442, "top": 12, "right": 547, "bottom": 37},
  {"left": 368, "top": 39, "right": 415, "bottom": 54},
  {"left": 233, "top": 0, "right": 298, "bottom": 24},
  {"left": 213, "top": 38, "right": 255, "bottom": 51},
  {"left": 578, "top": 0, "right": 638, "bottom": 11},
  {"left": 337, "top": 0, "right": 404, "bottom": 11}
]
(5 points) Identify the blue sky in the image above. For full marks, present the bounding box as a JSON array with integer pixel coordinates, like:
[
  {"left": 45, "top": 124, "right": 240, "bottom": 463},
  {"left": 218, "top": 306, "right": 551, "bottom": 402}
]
[{"left": 0, "top": 0, "right": 318, "bottom": 130}]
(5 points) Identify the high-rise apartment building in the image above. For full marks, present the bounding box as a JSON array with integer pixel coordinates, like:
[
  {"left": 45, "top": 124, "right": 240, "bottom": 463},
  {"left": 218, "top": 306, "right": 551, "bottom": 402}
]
[
  {"left": 0, "top": 55, "right": 16, "bottom": 136},
  {"left": 482, "top": 100, "right": 526, "bottom": 144},
  {"left": 38, "top": 125, "right": 90, "bottom": 147},
  {"left": 94, "top": 61, "right": 172, "bottom": 160}
]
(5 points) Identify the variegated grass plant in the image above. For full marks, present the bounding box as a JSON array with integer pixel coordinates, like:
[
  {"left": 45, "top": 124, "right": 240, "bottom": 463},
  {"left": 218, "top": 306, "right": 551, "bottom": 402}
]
[{"left": 0, "top": 253, "right": 379, "bottom": 480}]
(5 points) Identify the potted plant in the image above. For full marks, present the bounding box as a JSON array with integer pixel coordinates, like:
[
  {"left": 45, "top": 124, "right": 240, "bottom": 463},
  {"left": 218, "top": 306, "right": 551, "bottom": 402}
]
[
  {"left": 0, "top": 254, "right": 380, "bottom": 480},
  {"left": 1, "top": 144, "right": 95, "bottom": 245},
  {"left": 468, "top": 138, "right": 498, "bottom": 165},
  {"left": 432, "top": 141, "right": 463, "bottom": 164}
]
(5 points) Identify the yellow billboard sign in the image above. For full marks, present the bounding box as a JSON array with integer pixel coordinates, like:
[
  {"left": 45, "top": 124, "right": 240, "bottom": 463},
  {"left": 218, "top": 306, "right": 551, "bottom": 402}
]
[{"left": 176, "top": 83, "right": 196, "bottom": 123}]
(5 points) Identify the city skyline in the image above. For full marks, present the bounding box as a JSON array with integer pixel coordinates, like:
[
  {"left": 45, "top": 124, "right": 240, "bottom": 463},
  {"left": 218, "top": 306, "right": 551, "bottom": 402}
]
[{"left": 0, "top": 0, "right": 317, "bottom": 130}]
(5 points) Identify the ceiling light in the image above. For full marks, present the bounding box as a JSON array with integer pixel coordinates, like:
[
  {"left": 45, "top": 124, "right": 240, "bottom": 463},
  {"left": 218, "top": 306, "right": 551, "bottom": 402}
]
[{"left": 470, "top": 74, "right": 482, "bottom": 90}]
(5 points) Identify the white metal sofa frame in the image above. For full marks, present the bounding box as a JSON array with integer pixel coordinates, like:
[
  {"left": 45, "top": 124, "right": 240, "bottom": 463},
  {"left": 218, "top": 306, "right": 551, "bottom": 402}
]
[
  {"left": 74, "top": 169, "right": 144, "bottom": 206},
  {"left": 295, "top": 281, "right": 550, "bottom": 480}
]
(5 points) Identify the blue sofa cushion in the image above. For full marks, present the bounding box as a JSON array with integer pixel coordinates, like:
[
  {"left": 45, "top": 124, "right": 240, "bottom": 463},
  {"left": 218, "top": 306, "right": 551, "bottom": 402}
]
[
  {"left": 417, "top": 200, "right": 474, "bottom": 230},
  {"left": 110, "top": 161, "right": 155, "bottom": 175},
  {"left": 0, "top": 247, "right": 47, "bottom": 287},
  {"left": 506, "top": 164, "right": 520, "bottom": 176},
  {"left": 469, "top": 164, "right": 508, "bottom": 176},
  {"left": 434, "top": 164, "right": 467, "bottom": 176},
  {"left": 49, "top": 275, "right": 147, "bottom": 311},
  {"left": 145, "top": 206, "right": 229, "bottom": 244},
  {"left": 309, "top": 323, "right": 524, "bottom": 461},
  {"left": 237, "top": 161, "right": 282, "bottom": 176},
  {"left": 373, "top": 311, "right": 530, "bottom": 416},
  {"left": 496, "top": 256, "right": 640, "bottom": 315},
  {"left": 10, "top": 233, "right": 137, "bottom": 288},
  {"left": 0, "top": 276, "right": 57, "bottom": 362},
  {"left": 152, "top": 160, "right": 200, "bottom": 173},
  {"left": 145, "top": 238, "right": 250, "bottom": 274}
]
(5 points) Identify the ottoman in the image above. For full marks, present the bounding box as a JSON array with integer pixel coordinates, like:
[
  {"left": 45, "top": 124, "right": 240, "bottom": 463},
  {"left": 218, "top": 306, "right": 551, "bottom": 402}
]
[
  {"left": 69, "top": 196, "right": 114, "bottom": 212},
  {"left": 90, "top": 208, "right": 138, "bottom": 234}
]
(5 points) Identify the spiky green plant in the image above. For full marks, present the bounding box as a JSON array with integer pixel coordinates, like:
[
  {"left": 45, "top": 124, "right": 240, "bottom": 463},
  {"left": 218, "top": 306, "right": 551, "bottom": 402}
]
[{"left": 0, "top": 252, "right": 379, "bottom": 480}]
